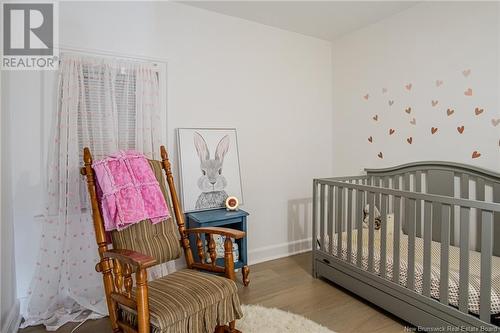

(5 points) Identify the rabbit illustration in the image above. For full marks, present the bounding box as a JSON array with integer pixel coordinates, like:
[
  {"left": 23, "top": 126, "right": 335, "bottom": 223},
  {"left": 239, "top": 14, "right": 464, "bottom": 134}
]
[{"left": 193, "top": 132, "right": 230, "bottom": 209}]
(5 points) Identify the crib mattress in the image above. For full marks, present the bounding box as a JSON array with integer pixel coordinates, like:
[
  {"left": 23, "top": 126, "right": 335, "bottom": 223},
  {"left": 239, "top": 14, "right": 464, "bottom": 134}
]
[{"left": 320, "top": 229, "right": 500, "bottom": 316}]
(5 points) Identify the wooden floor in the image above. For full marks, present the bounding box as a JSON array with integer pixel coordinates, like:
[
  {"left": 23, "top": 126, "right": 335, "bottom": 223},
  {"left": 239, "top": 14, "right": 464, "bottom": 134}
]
[{"left": 19, "top": 252, "right": 406, "bottom": 333}]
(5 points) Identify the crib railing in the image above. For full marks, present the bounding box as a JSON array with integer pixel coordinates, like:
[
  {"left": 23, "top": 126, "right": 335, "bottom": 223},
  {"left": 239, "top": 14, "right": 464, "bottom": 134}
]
[{"left": 313, "top": 176, "right": 500, "bottom": 324}]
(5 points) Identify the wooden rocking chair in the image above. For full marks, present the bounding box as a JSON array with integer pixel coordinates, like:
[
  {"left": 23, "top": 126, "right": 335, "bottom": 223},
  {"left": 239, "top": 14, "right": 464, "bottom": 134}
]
[{"left": 81, "top": 146, "right": 245, "bottom": 333}]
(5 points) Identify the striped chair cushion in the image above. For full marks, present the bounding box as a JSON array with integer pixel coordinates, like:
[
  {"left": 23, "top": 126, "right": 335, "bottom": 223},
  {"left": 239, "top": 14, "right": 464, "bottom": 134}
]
[
  {"left": 111, "top": 160, "right": 181, "bottom": 264},
  {"left": 120, "top": 269, "right": 243, "bottom": 333}
]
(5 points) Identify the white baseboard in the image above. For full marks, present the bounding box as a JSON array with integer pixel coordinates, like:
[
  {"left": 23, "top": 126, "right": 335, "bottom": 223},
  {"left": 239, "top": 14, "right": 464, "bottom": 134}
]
[
  {"left": 248, "top": 238, "right": 312, "bottom": 265},
  {"left": 1, "top": 299, "right": 21, "bottom": 333}
]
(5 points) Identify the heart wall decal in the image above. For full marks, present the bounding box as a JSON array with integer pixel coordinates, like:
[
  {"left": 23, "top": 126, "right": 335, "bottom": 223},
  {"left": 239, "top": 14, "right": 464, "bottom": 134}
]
[
  {"left": 457, "top": 126, "right": 465, "bottom": 134},
  {"left": 405, "top": 83, "right": 412, "bottom": 91},
  {"left": 463, "top": 69, "right": 471, "bottom": 77},
  {"left": 436, "top": 80, "right": 443, "bottom": 87},
  {"left": 431, "top": 100, "right": 439, "bottom": 107},
  {"left": 464, "top": 88, "right": 473, "bottom": 96},
  {"left": 431, "top": 127, "right": 438, "bottom": 134},
  {"left": 410, "top": 118, "right": 416, "bottom": 125},
  {"left": 378, "top": 152, "right": 383, "bottom": 159},
  {"left": 492, "top": 118, "right": 500, "bottom": 127},
  {"left": 364, "top": 94, "right": 369, "bottom": 100},
  {"left": 368, "top": 136, "right": 373, "bottom": 143},
  {"left": 405, "top": 107, "right": 412, "bottom": 114},
  {"left": 388, "top": 100, "right": 394, "bottom": 106},
  {"left": 389, "top": 129, "right": 395, "bottom": 135},
  {"left": 407, "top": 137, "right": 413, "bottom": 144},
  {"left": 475, "top": 107, "right": 484, "bottom": 116},
  {"left": 472, "top": 151, "right": 481, "bottom": 159},
  {"left": 373, "top": 115, "right": 378, "bottom": 121},
  {"left": 447, "top": 108, "right": 455, "bottom": 116}
]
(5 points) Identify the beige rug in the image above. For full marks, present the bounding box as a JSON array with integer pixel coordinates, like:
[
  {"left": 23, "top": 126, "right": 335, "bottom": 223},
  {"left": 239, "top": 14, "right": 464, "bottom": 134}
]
[{"left": 236, "top": 304, "right": 335, "bottom": 333}]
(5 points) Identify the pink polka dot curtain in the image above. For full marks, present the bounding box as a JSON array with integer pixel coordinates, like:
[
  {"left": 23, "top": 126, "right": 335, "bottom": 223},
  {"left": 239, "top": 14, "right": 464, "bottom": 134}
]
[{"left": 20, "top": 54, "right": 165, "bottom": 330}]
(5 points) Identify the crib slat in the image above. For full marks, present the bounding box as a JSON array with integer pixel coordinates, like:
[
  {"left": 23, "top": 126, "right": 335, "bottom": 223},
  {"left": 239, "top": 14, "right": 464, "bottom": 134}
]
[
  {"left": 476, "top": 178, "right": 485, "bottom": 251},
  {"left": 407, "top": 198, "right": 416, "bottom": 290},
  {"left": 459, "top": 174, "right": 470, "bottom": 313},
  {"left": 320, "top": 184, "right": 326, "bottom": 252},
  {"left": 480, "top": 210, "right": 493, "bottom": 322},
  {"left": 368, "top": 192, "right": 375, "bottom": 272},
  {"left": 383, "top": 177, "right": 390, "bottom": 214},
  {"left": 375, "top": 178, "right": 381, "bottom": 216},
  {"left": 459, "top": 206, "right": 470, "bottom": 313},
  {"left": 384, "top": 177, "right": 391, "bottom": 213},
  {"left": 404, "top": 173, "right": 410, "bottom": 190},
  {"left": 403, "top": 173, "right": 410, "bottom": 235},
  {"left": 393, "top": 176, "right": 399, "bottom": 190},
  {"left": 383, "top": 177, "right": 390, "bottom": 189},
  {"left": 347, "top": 188, "right": 353, "bottom": 264},
  {"left": 461, "top": 173, "right": 469, "bottom": 198},
  {"left": 416, "top": 171, "right": 422, "bottom": 238},
  {"left": 393, "top": 196, "right": 401, "bottom": 284},
  {"left": 357, "top": 190, "right": 363, "bottom": 268},
  {"left": 415, "top": 171, "right": 422, "bottom": 192},
  {"left": 380, "top": 194, "right": 388, "bottom": 278},
  {"left": 440, "top": 204, "right": 450, "bottom": 305},
  {"left": 328, "top": 185, "right": 334, "bottom": 255},
  {"left": 337, "top": 187, "right": 343, "bottom": 258},
  {"left": 423, "top": 201, "right": 433, "bottom": 297}
]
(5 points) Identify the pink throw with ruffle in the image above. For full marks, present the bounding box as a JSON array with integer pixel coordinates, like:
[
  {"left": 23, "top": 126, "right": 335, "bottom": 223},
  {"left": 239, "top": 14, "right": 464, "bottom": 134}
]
[{"left": 92, "top": 150, "right": 170, "bottom": 231}]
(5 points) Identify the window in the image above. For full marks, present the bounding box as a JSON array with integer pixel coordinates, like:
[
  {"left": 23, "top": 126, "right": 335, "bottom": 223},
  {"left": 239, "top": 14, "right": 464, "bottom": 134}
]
[{"left": 78, "top": 65, "right": 138, "bottom": 160}]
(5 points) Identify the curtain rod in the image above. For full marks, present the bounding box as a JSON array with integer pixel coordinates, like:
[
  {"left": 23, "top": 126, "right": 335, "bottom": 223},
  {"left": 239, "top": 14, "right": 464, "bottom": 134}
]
[{"left": 57, "top": 45, "right": 168, "bottom": 66}]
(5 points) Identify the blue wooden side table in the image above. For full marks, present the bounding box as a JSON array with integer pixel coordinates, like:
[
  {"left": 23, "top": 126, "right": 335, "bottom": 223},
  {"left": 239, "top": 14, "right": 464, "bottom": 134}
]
[{"left": 186, "top": 208, "right": 250, "bottom": 286}]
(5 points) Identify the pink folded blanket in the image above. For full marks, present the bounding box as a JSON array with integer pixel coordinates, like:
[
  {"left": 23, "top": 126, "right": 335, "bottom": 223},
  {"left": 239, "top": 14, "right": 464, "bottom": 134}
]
[{"left": 92, "top": 150, "right": 170, "bottom": 231}]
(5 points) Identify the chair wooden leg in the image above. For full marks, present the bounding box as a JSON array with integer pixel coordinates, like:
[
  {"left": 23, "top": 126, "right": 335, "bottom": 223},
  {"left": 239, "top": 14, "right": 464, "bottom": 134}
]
[
  {"left": 229, "top": 320, "right": 241, "bottom": 333},
  {"left": 224, "top": 238, "right": 236, "bottom": 281},
  {"left": 136, "top": 269, "right": 150, "bottom": 333},
  {"left": 242, "top": 265, "right": 250, "bottom": 287},
  {"left": 100, "top": 260, "right": 121, "bottom": 332}
]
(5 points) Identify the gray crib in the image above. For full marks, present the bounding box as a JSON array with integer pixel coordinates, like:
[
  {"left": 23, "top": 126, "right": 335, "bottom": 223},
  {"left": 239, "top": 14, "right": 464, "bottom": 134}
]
[{"left": 312, "top": 161, "right": 500, "bottom": 330}]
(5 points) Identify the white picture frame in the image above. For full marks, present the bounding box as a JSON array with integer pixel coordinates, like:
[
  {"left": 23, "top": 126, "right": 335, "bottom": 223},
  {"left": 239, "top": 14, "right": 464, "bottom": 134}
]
[{"left": 177, "top": 128, "right": 244, "bottom": 212}]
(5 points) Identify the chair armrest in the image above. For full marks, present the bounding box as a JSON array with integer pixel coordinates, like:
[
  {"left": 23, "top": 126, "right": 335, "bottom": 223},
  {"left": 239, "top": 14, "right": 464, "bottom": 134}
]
[
  {"left": 185, "top": 227, "right": 244, "bottom": 282},
  {"left": 103, "top": 249, "right": 153, "bottom": 330},
  {"left": 185, "top": 227, "right": 245, "bottom": 239},
  {"left": 104, "top": 249, "right": 157, "bottom": 270}
]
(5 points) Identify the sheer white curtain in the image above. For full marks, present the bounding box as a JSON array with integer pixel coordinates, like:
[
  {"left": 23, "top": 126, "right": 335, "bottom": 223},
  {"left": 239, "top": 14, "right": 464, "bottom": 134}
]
[{"left": 21, "top": 54, "right": 167, "bottom": 330}]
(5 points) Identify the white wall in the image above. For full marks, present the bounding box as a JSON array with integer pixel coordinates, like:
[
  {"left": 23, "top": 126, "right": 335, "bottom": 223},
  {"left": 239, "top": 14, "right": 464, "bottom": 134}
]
[
  {"left": 332, "top": 2, "right": 500, "bottom": 176},
  {"left": 2, "top": 70, "right": 45, "bottom": 313},
  {"left": 1, "top": 72, "right": 20, "bottom": 333},
  {"left": 3, "top": 2, "right": 333, "bottom": 302}
]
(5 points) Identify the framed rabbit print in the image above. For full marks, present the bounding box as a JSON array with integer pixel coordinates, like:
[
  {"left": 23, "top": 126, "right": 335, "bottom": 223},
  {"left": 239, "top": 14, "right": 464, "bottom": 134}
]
[{"left": 177, "top": 128, "right": 244, "bottom": 212}]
